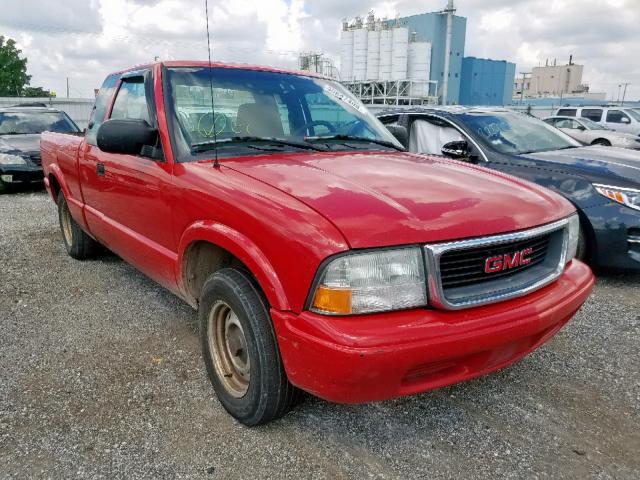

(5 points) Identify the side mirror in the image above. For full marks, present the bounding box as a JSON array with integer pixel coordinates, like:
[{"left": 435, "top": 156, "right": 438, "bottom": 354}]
[
  {"left": 441, "top": 140, "right": 470, "bottom": 159},
  {"left": 385, "top": 125, "right": 409, "bottom": 148},
  {"left": 97, "top": 118, "right": 158, "bottom": 156},
  {"left": 577, "top": 125, "right": 586, "bottom": 131},
  {"left": 620, "top": 117, "right": 631, "bottom": 124}
]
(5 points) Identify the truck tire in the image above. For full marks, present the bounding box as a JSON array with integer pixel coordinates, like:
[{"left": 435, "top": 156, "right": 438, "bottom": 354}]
[
  {"left": 57, "top": 192, "right": 101, "bottom": 259},
  {"left": 199, "top": 268, "right": 298, "bottom": 426}
]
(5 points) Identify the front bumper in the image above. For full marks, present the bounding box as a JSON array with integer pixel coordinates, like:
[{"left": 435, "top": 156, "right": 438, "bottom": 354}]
[
  {"left": 272, "top": 260, "right": 594, "bottom": 404},
  {"left": 0, "top": 164, "right": 43, "bottom": 184},
  {"left": 583, "top": 201, "right": 640, "bottom": 271}
]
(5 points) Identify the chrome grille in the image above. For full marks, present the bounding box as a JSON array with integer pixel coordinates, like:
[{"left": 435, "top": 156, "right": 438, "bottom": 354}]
[
  {"left": 440, "top": 234, "right": 551, "bottom": 288},
  {"left": 424, "top": 218, "right": 570, "bottom": 310}
]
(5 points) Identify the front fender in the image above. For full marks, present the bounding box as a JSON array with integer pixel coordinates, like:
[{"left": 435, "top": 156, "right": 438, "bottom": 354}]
[{"left": 177, "top": 220, "right": 290, "bottom": 311}]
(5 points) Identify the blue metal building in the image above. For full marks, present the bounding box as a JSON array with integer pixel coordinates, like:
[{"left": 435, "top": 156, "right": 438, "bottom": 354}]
[
  {"left": 385, "top": 13, "right": 467, "bottom": 105},
  {"left": 459, "top": 57, "right": 516, "bottom": 106}
]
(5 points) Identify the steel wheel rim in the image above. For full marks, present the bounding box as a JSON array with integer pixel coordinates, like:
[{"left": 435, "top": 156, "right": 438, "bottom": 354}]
[
  {"left": 60, "top": 200, "right": 73, "bottom": 246},
  {"left": 208, "top": 300, "right": 250, "bottom": 398}
]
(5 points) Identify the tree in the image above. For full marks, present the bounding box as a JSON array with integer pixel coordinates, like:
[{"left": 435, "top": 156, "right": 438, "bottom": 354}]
[
  {"left": 23, "top": 86, "right": 54, "bottom": 98},
  {"left": 0, "top": 36, "right": 31, "bottom": 96}
]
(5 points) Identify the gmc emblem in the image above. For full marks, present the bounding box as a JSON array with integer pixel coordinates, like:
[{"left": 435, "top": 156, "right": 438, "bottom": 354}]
[{"left": 484, "top": 247, "right": 533, "bottom": 273}]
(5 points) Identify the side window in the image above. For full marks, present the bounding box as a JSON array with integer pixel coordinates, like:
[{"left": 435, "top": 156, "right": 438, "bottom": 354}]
[
  {"left": 378, "top": 115, "right": 400, "bottom": 126},
  {"left": 581, "top": 109, "right": 603, "bottom": 122},
  {"left": 408, "top": 117, "right": 465, "bottom": 156},
  {"left": 555, "top": 119, "right": 571, "bottom": 128},
  {"left": 606, "top": 110, "right": 630, "bottom": 124},
  {"left": 86, "top": 74, "right": 118, "bottom": 145},
  {"left": 110, "top": 77, "right": 150, "bottom": 123},
  {"left": 557, "top": 109, "right": 576, "bottom": 117}
]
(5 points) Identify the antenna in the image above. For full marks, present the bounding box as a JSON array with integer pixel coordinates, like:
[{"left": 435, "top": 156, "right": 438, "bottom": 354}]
[{"left": 204, "top": 0, "right": 219, "bottom": 168}]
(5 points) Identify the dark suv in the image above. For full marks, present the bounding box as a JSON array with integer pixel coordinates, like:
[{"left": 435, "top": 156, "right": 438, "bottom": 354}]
[{"left": 0, "top": 106, "right": 80, "bottom": 193}]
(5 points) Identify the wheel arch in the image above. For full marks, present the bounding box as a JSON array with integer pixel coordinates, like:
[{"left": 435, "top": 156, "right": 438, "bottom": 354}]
[{"left": 177, "top": 221, "right": 290, "bottom": 311}]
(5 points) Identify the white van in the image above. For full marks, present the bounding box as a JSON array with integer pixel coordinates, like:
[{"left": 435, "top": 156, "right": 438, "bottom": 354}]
[{"left": 552, "top": 106, "right": 640, "bottom": 136}]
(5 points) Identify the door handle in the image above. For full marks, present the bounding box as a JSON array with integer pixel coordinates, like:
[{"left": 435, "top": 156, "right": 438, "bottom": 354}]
[{"left": 96, "top": 162, "right": 105, "bottom": 176}]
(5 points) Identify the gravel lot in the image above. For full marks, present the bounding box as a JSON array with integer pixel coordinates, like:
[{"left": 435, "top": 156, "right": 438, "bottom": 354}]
[{"left": 1, "top": 190, "right": 639, "bottom": 479}]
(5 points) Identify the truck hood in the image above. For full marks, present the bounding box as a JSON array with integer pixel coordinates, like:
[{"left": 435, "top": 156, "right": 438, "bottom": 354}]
[
  {"left": 0, "top": 134, "right": 40, "bottom": 154},
  {"left": 520, "top": 145, "right": 640, "bottom": 186},
  {"left": 224, "top": 151, "right": 573, "bottom": 248}
]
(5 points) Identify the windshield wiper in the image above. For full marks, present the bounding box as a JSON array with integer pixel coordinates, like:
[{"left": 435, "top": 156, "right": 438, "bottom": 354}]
[
  {"left": 304, "top": 134, "right": 404, "bottom": 151},
  {"left": 1, "top": 132, "right": 32, "bottom": 135},
  {"left": 191, "top": 136, "right": 325, "bottom": 153}
]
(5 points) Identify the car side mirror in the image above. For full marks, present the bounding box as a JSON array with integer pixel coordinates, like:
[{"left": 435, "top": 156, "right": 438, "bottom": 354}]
[
  {"left": 441, "top": 140, "right": 470, "bottom": 159},
  {"left": 577, "top": 125, "right": 586, "bottom": 131},
  {"left": 97, "top": 118, "right": 159, "bottom": 156},
  {"left": 620, "top": 117, "right": 631, "bottom": 124},
  {"left": 385, "top": 125, "right": 408, "bottom": 149}
]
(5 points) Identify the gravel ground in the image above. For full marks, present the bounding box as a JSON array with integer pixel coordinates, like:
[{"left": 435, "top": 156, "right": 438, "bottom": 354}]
[{"left": 1, "top": 190, "right": 639, "bottom": 479}]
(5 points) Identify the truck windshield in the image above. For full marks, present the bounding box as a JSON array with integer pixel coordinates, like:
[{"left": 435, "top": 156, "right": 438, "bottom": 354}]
[
  {"left": 0, "top": 111, "right": 79, "bottom": 135},
  {"left": 457, "top": 112, "right": 581, "bottom": 155},
  {"left": 165, "top": 67, "right": 402, "bottom": 160}
]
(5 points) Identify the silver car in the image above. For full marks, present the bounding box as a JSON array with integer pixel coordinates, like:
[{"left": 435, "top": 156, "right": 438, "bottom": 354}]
[{"left": 544, "top": 116, "right": 640, "bottom": 149}]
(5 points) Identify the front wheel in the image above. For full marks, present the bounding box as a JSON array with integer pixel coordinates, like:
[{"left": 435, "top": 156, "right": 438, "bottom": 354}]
[
  {"left": 199, "top": 268, "right": 298, "bottom": 426},
  {"left": 591, "top": 138, "right": 611, "bottom": 146}
]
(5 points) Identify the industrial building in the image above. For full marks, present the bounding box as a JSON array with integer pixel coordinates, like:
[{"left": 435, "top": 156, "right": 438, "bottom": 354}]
[
  {"left": 460, "top": 57, "right": 515, "bottom": 106},
  {"left": 514, "top": 57, "right": 588, "bottom": 97},
  {"left": 338, "top": 1, "right": 515, "bottom": 107}
]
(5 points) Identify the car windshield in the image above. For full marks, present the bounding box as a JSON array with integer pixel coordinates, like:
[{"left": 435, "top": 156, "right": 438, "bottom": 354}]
[
  {"left": 579, "top": 117, "right": 608, "bottom": 130},
  {"left": 0, "top": 111, "right": 79, "bottom": 134},
  {"left": 457, "top": 111, "right": 580, "bottom": 155},
  {"left": 165, "top": 66, "right": 402, "bottom": 160},
  {"left": 625, "top": 109, "right": 640, "bottom": 121}
]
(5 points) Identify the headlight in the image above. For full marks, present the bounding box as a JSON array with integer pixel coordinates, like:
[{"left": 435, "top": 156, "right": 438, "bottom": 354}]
[
  {"left": 594, "top": 184, "right": 640, "bottom": 212},
  {"left": 310, "top": 247, "right": 427, "bottom": 315},
  {"left": 0, "top": 153, "right": 27, "bottom": 165},
  {"left": 566, "top": 214, "right": 580, "bottom": 262}
]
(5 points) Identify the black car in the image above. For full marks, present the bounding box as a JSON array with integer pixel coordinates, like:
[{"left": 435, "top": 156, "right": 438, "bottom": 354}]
[
  {"left": 377, "top": 107, "right": 640, "bottom": 272},
  {"left": 0, "top": 106, "right": 80, "bottom": 193}
]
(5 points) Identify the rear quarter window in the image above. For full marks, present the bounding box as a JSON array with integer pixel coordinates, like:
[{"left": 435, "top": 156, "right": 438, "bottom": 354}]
[
  {"left": 86, "top": 74, "right": 119, "bottom": 145},
  {"left": 557, "top": 109, "right": 576, "bottom": 117},
  {"left": 580, "top": 109, "right": 603, "bottom": 122}
]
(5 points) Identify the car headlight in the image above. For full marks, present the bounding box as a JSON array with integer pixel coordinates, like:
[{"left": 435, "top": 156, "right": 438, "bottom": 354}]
[
  {"left": 594, "top": 184, "right": 640, "bottom": 212},
  {"left": 310, "top": 247, "right": 427, "bottom": 315},
  {"left": 566, "top": 214, "right": 580, "bottom": 262},
  {"left": 0, "top": 153, "right": 27, "bottom": 165}
]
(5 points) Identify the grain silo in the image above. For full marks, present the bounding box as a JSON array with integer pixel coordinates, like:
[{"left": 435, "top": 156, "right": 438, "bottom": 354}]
[
  {"left": 391, "top": 27, "right": 409, "bottom": 81},
  {"left": 352, "top": 25, "right": 368, "bottom": 81},
  {"left": 340, "top": 24, "right": 354, "bottom": 81},
  {"left": 378, "top": 28, "right": 393, "bottom": 81}
]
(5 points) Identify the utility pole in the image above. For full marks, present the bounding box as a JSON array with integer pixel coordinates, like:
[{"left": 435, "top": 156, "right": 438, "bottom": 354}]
[
  {"left": 66, "top": 77, "right": 69, "bottom": 98},
  {"left": 621, "top": 82, "right": 630, "bottom": 106},
  {"left": 519, "top": 72, "right": 530, "bottom": 106},
  {"left": 617, "top": 84, "right": 622, "bottom": 103},
  {"left": 441, "top": 0, "right": 455, "bottom": 105}
]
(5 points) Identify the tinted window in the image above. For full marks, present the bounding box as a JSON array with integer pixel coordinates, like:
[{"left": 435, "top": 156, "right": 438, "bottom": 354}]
[
  {"left": 557, "top": 109, "right": 576, "bottom": 117},
  {"left": 555, "top": 118, "right": 580, "bottom": 129},
  {"left": 580, "top": 109, "right": 602, "bottom": 122},
  {"left": 86, "top": 74, "right": 118, "bottom": 145},
  {"left": 110, "top": 77, "right": 150, "bottom": 123},
  {"left": 606, "top": 110, "right": 630, "bottom": 123},
  {"left": 0, "top": 111, "right": 79, "bottom": 134}
]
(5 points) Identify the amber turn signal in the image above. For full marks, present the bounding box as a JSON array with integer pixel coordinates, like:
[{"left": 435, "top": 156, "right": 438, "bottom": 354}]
[{"left": 312, "top": 286, "right": 352, "bottom": 315}]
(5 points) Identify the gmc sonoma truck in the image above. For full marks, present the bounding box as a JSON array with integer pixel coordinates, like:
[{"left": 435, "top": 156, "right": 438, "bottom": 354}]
[{"left": 41, "top": 61, "right": 594, "bottom": 426}]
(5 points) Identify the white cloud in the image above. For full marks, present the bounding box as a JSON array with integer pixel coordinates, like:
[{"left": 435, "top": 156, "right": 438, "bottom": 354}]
[{"left": 0, "top": 0, "right": 638, "bottom": 101}]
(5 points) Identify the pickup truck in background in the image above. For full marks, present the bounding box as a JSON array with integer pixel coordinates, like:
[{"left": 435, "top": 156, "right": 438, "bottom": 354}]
[{"left": 41, "top": 61, "right": 594, "bottom": 426}]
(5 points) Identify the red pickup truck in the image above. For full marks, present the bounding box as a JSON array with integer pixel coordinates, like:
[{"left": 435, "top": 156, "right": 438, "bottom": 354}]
[{"left": 41, "top": 61, "right": 594, "bottom": 426}]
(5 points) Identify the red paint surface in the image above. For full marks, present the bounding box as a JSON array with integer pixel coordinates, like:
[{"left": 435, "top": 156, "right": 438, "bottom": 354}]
[{"left": 40, "top": 61, "right": 593, "bottom": 403}]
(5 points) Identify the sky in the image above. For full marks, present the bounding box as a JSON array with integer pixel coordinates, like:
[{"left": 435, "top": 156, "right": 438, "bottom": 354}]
[{"left": 1, "top": 0, "right": 638, "bottom": 101}]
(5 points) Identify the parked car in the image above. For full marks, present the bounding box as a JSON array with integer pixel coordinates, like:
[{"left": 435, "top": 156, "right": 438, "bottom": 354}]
[
  {"left": 0, "top": 106, "right": 80, "bottom": 193},
  {"left": 543, "top": 115, "right": 640, "bottom": 148},
  {"left": 41, "top": 62, "right": 593, "bottom": 426},
  {"left": 552, "top": 105, "right": 640, "bottom": 136},
  {"left": 377, "top": 107, "right": 640, "bottom": 272}
]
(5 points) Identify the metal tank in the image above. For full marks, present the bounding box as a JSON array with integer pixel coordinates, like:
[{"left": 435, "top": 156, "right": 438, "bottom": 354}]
[
  {"left": 391, "top": 27, "right": 409, "bottom": 81},
  {"left": 352, "top": 28, "right": 368, "bottom": 81},
  {"left": 408, "top": 41, "right": 432, "bottom": 96},
  {"left": 366, "top": 30, "right": 380, "bottom": 81},
  {"left": 340, "top": 29, "right": 354, "bottom": 81},
  {"left": 378, "top": 28, "right": 393, "bottom": 81}
]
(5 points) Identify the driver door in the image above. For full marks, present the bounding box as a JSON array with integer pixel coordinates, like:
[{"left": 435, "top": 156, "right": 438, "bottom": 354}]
[{"left": 84, "top": 71, "right": 178, "bottom": 288}]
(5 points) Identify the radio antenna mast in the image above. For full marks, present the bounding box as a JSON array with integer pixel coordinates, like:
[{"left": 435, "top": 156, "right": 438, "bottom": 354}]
[{"left": 204, "top": 0, "right": 219, "bottom": 168}]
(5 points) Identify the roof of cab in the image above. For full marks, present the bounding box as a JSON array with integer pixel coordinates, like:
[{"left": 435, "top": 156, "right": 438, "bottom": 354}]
[{"left": 113, "top": 60, "right": 326, "bottom": 79}]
